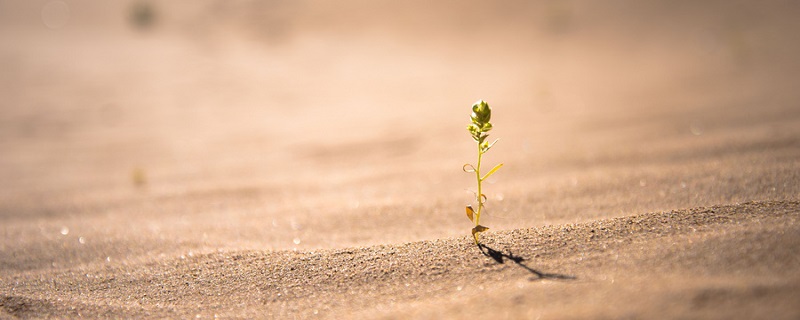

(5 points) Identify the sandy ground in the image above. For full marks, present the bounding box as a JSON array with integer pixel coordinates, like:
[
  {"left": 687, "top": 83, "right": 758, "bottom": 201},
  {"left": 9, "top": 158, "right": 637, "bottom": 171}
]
[{"left": 1, "top": 1, "right": 799, "bottom": 318}]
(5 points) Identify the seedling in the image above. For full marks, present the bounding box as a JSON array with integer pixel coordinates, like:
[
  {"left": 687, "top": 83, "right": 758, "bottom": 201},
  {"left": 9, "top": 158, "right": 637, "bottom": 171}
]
[{"left": 463, "top": 100, "right": 503, "bottom": 245}]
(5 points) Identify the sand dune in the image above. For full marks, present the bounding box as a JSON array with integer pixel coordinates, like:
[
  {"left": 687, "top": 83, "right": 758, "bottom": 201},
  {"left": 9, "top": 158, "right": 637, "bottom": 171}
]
[
  {"left": 2, "top": 1, "right": 800, "bottom": 318},
  {"left": 2, "top": 201, "right": 798, "bottom": 318}
]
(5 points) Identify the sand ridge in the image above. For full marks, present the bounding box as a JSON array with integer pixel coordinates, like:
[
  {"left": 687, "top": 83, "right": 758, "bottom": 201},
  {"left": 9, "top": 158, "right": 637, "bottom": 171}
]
[
  {"left": 3, "top": 200, "right": 798, "bottom": 318},
  {"left": 2, "top": 1, "right": 800, "bottom": 318}
]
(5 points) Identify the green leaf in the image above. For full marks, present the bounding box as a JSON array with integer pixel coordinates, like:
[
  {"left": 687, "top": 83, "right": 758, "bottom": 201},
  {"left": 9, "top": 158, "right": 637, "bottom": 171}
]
[
  {"left": 481, "top": 163, "right": 504, "bottom": 181},
  {"left": 486, "top": 138, "right": 500, "bottom": 151},
  {"left": 480, "top": 138, "right": 499, "bottom": 153},
  {"left": 466, "top": 205, "right": 474, "bottom": 222},
  {"left": 467, "top": 124, "right": 480, "bottom": 135}
]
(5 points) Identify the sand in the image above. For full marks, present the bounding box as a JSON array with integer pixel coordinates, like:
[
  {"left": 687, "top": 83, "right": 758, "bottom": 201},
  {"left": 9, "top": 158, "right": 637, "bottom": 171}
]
[{"left": 1, "top": 1, "right": 800, "bottom": 318}]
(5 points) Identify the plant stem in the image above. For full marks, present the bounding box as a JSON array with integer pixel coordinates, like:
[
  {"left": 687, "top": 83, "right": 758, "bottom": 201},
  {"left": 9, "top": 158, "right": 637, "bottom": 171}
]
[{"left": 475, "top": 141, "right": 483, "bottom": 227}]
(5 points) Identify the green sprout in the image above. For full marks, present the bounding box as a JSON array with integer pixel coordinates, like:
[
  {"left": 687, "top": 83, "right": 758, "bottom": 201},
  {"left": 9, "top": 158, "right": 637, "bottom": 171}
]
[{"left": 464, "top": 100, "right": 503, "bottom": 245}]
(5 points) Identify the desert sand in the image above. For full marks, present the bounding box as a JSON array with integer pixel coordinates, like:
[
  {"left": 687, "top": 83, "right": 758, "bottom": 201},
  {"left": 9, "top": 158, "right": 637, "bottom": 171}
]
[{"left": 1, "top": 1, "right": 799, "bottom": 318}]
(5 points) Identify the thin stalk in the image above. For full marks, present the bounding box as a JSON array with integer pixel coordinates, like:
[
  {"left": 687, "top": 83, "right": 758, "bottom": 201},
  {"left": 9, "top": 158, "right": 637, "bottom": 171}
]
[{"left": 475, "top": 142, "right": 483, "bottom": 228}]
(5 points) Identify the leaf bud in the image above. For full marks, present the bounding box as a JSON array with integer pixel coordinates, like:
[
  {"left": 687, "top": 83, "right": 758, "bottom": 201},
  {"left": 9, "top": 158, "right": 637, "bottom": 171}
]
[{"left": 471, "top": 100, "right": 491, "bottom": 124}]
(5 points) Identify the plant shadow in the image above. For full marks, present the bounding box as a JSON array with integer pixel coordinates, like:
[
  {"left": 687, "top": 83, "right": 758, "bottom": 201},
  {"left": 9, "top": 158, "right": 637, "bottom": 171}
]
[{"left": 478, "top": 243, "right": 576, "bottom": 281}]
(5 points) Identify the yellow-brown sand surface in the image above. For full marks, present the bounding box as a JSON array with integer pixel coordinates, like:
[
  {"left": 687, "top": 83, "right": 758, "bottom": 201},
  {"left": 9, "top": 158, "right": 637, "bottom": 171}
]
[{"left": 1, "top": 1, "right": 799, "bottom": 318}]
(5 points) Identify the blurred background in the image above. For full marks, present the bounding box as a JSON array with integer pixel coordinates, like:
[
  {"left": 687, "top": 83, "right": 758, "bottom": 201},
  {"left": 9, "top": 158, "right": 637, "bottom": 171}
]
[{"left": 1, "top": 1, "right": 799, "bottom": 268}]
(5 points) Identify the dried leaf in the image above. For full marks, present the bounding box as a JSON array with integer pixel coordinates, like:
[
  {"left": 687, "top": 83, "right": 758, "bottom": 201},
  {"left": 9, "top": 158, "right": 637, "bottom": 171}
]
[
  {"left": 462, "top": 164, "right": 476, "bottom": 173},
  {"left": 466, "top": 205, "right": 474, "bottom": 221},
  {"left": 472, "top": 225, "right": 489, "bottom": 236}
]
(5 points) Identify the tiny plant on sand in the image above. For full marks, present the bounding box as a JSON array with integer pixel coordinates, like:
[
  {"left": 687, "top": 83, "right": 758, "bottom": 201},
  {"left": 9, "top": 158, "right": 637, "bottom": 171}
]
[{"left": 464, "top": 100, "right": 503, "bottom": 245}]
